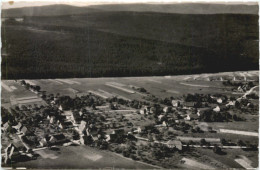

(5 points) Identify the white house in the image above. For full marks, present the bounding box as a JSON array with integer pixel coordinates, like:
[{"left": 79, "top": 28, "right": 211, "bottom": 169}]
[
  {"left": 172, "top": 100, "right": 181, "bottom": 107},
  {"left": 59, "top": 105, "right": 63, "bottom": 111},
  {"left": 213, "top": 106, "right": 220, "bottom": 112},
  {"left": 217, "top": 98, "right": 223, "bottom": 104}
]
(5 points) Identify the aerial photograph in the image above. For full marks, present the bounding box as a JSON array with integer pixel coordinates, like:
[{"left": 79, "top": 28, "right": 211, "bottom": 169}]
[{"left": 1, "top": 1, "right": 259, "bottom": 169}]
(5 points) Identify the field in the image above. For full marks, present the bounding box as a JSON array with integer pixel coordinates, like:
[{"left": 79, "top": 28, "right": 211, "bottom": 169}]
[{"left": 10, "top": 145, "right": 156, "bottom": 169}]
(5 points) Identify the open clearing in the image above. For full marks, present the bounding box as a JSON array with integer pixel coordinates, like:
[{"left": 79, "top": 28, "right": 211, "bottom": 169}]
[{"left": 14, "top": 145, "right": 156, "bottom": 169}]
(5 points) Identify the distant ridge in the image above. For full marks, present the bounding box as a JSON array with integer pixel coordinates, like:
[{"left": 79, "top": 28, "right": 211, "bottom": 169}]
[
  {"left": 2, "top": 3, "right": 258, "bottom": 17},
  {"left": 1, "top": 4, "right": 103, "bottom": 17},
  {"left": 89, "top": 3, "right": 259, "bottom": 15}
]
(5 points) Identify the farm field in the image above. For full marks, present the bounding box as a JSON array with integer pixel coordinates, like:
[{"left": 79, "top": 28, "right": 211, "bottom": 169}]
[{"left": 9, "top": 145, "right": 156, "bottom": 169}]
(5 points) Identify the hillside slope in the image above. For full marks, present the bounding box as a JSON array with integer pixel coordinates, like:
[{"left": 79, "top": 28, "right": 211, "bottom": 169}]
[{"left": 1, "top": 5, "right": 259, "bottom": 79}]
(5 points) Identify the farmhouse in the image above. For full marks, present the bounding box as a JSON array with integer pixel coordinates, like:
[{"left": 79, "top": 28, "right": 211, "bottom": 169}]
[{"left": 172, "top": 100, "right": 182, "bottom": 107}]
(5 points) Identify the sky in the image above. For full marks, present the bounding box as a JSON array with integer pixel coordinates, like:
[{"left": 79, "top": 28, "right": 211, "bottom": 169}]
[{"left": 2, "top": 0, "right": 258, "bottom": 9}]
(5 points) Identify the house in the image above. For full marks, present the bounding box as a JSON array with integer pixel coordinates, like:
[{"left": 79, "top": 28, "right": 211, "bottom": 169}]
[
  {"left": 185, "top": 114, "right": 199, "bottom": 121},
  {"left": 21, "top": 126, "right": 30, "bottom": 135},
  {"left": 213, "top": 106, "right": 220, "bottom": 112},
  {"left": 49, "top": 134, "right": 67, "bottom": 145},
  {"left": 106, "top": 134, "right": 118, "bottom": 142},
  {"left": 49, "top": 116, "right": 56, "bottom": 124},
  {"left": 158, "top": 114, "right": 165, "bottom": 121},
  {"left": 136, "top": 126, "right": 146, "bottom": 134},
  {"left": 50, "top": 100, "right": 56, "bottom": 105},
  {"left": 112, "top": 129, "right": 125, "bottom": 135},
  {"left": 172, "top": 100, "right": 181, "bottom": 107},
  {"left": 105, "top": 134, "right": 111, "bottom": 142},
  {"left": 162, "top": 121, "right": 167, "bottom": 127},
  {"left": 140, "top": 106, "right": 151, "bottom": 115},
  {"left": 79, "top": 121, "right": 87, "bottom": 135},
  {"left": 103, "top": 122, "right": 111, "bottom": 129},
  {"left": 166, "top": 140, "right": 182, "bottom": 150},
  {"left": 183, "top": 102, "right": 196, "bottom": 108},
  {"left": 39, "top": 138, "right": 48, "bottom": 147},
  {"left": 58, "top": 105, "right": 63, "bottom": 111},
  {"left": 79, "top": 110, "right": 84, "bottom": 116},
  {"left": 217, "top": 98, "right": 223, "bottom": 104},
  {"left": 163, "top": 106, "right": 172, "bottom": 113},
  {"left": 226, "top": 101, "right": 236, "bottom": 106}
]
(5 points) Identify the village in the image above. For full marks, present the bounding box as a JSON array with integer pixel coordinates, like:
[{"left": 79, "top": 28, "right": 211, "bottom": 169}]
[{"left": 1, "top": 72, "right": 259, "bottom": 169}]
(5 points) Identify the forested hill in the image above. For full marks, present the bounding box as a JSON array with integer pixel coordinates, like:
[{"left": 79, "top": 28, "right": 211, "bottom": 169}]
[
  {"left": 2, "top": 3, "right": 258, "bottom": 17},
  {"left": 1, "top": 5, "right": 259, "bottom": 79}
]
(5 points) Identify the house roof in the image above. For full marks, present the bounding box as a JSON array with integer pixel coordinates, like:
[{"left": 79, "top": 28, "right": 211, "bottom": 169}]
[
  {"left": 3, "top": 122, "right": 9, "bottom": 129},
  {"left": 21, "top": 126, "right": 28, "bottom": 133}
]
